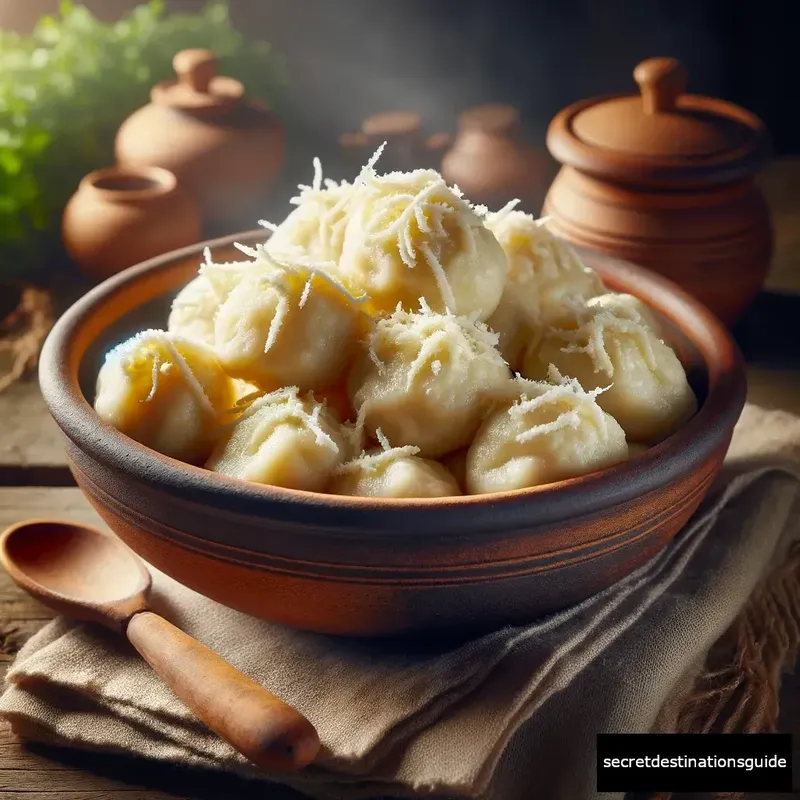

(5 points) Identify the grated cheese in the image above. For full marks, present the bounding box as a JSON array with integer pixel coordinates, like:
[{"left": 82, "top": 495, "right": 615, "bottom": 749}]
[
  {"left": 506, "top": 364, "right": 613, "bottom": 444},
  {"left": 233, "top": 386, "right": 340, "bottom": 454},
  {"left": 365, "top": 300, "right": 503, "bottom": 392},
  {"left": 553, "top": 308, "right": 662, "bottom": 377},
  {"left": 483, "top": 198, "right": 520, "bottom": 228},
  {"left": 111, "top": 330, "right": 217, "bottom": 418},
  {"left": 485, "top": 209, "right": 587, "bottom": 285},
  {"left": 253, "top": 244, "right": 369, "bottom": 307},
  {"left": 334, "top": 425, "right": 420, "bottom": 477},
  {"left": 352, "top": 146, "right": 488, "bottom": 313}
]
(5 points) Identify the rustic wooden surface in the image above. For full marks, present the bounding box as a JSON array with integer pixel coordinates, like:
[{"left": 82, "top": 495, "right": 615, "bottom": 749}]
[
  {"left": 0, "top": 498, "right": 309, "bottom": 798},
  {"left": 0, "top": 160, "right": 798, "bottom": 798}
]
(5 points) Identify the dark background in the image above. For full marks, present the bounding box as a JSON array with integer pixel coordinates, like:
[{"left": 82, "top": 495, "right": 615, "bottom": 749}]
[
  {"left": 2, "top": 0, "right": 797, "bottom": 162},
  {"left": 225, "top": 0, "right": 796, "bottom": 158}
]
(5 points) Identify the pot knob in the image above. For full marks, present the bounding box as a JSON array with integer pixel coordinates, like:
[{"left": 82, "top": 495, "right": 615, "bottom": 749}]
[
  {"left": 634, "top": 57, "right": 688, "bottom": 115},
  {"left": 152, "top": 49, "right": 244, "bottom": 110},
  {"left": 174, "top": 49, "right": 218, "bottom": 94}
]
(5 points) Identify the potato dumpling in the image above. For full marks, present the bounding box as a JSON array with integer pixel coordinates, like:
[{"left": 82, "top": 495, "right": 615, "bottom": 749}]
[
  {"left": 94, "top": 330, "right": 236, "bottom": 464},
  {"left": 466, "top": 368, "right": 629, "bottom": 494},
  {"left": 264, "top": 157, "right": 356, "bottom": 264},
  {"left": 483, "top": 206, "right": 605, "bottom": 371},
  {"left": 206, "top": 387, "right": 346, "bottom": 491},
  {"left": 486, "top": 205, "right": 603, "bottom": 319},
  {"left": 214, "top": 247, "right": 368, "bottom": 393},
  {"left": 167, "top": 249, "right": 253, "bottom": 345},
  {"left": 337, "top": 150, "right": 507, "bottom": 321},
  {"left": 328, "top": 431, "right": 460, "bottom": 498},
  {"left": 349, "top": 301, "right": 511, "bottom": 458},
  {"left": 523, "top": 305, "right": 696, "bottom": 444},
  {"left": 586, "top": 292, "right": 661, "bottom": 334},
  {"left": 167, "top": 275, "right": 220, "bottom": 345}
]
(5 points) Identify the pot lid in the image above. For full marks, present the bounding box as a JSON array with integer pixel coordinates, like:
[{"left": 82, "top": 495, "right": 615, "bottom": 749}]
[
  {"left": 151, "top": 49, "right": 244, "bottom": 114},
  {"left": 546, "top": 57, "right": 770, "bottom": 186}
]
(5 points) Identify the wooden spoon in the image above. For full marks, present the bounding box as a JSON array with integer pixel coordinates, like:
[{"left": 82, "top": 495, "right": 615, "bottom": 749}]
[{"left": 0, "top": 519, "right": 320, "bottom": 772}]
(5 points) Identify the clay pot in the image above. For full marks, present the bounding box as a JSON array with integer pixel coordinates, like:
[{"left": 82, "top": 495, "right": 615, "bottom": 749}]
[
  {"left": 543, "top": 57, "right": 773, "bottom": 326},
  {"left": 339, "top": 111, "right": 436, "bottom": 174},
  {"left": 115, "top": 49, "right": 284, "bottom": 234},
  {"left": 62, "top": 166, "right": 201, "bottom": 283},
  {"left": 361, "top": 110, "right": 423, "bottom": 172},
  {"left": 441, "top": 104, "right": 550, "bottom": 212}
]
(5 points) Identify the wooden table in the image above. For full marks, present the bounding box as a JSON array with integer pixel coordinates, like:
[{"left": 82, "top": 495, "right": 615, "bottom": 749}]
[{"left": 1, "top": 163, "right": 799, "bottom": 799}]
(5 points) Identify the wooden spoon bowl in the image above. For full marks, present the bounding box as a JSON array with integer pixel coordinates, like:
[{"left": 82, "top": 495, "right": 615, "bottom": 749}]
[{"left": 38, "top": 231, "right": 747, "bottom": 638}]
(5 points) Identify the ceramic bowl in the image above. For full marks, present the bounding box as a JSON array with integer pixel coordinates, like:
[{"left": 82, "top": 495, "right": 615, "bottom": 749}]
[{"left": 39, "top": 231, "right": 747, "bottom": 638}]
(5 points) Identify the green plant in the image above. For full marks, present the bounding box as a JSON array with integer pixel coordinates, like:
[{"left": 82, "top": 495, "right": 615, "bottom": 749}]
[{"left": 0, "top": 0, "right": 286, "bottom": 280}]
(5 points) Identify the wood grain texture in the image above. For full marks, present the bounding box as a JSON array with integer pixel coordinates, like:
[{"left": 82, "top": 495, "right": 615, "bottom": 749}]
[
  {"left": 125, "top": 611, "right": 320, "bottom": 771},
  {"left": 0, "top": 489, "right": 309, "bottom": 799},
  {"left": 0, "top": 723, "right": 307, "bottom": 799},
  {"left": 0, "top": 382, "right": 68, "bottom": 483}
]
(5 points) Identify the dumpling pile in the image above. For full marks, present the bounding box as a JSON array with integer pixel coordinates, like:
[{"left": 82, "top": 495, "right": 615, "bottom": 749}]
[{"left": 94, "top": 145, "right": 697, "bottom": 497}]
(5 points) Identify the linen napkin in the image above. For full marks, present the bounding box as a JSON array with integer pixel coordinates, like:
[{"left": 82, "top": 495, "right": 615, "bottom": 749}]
[{"left": 2, "top": 403, "right": 800, "bottom": 800}]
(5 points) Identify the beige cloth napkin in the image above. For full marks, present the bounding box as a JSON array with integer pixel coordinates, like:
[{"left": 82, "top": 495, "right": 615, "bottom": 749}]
[{"left": 2, "top": 403, "right": 800, "bottom": 800}]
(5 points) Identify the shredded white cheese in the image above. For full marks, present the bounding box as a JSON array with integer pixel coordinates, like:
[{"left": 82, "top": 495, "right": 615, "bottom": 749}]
[
  {"left": 334, "top": 425, "right": 420, "bottom": 477},
  {"left": 553, "top": 308, "right": 661, "bottom": 377},
  {"left": 352, "top": 146, "right": 486, "bottom": 312},
  {"left": 507, "top": 365, "right": 612, "bottom": 444},
  {"left": 485, "top": 209, "right": 587, "bottom": 284},
  {"left": 366, "top": 300, "right": 502, "bottom": 392},
  {"left": 483, "top": 198, "right": 520, "bottom": 228},
  {"left": 233, "top": 386, "right": 340, "bottom": 454},
  {"left": 112, "top": 330, "right": 216, "bottom": 418}
]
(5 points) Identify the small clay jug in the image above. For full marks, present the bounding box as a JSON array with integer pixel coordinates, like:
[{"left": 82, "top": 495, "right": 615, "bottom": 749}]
[
  {"left": 362, "top": 110, "right": 424, "bottom": 172},
  {"left": 115, "top": 49, "right": 284, "bottom": 234},
  {"left": 440, "top": 104, "right": 550, "bottom": 212},
  {"left": 339, "top": 111, "right": 429, "bottom": 174},
  {"left": 543, "top": 57, "right": 772, "bottom": 325},
  {"left": 62, "top": 166, "right": 201, "bottom": 283}
]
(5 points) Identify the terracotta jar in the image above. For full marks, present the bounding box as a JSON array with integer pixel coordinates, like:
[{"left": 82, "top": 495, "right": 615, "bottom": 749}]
[
  {"left": 339, "top": 111, "right": 445, "bottom": 174},
  {"left": 115, "top": 49, "right": 284, "bottom": 234},
  {"left": 441, "top": 104, "right": 550, "bottom": 212},
  {"left": 543, "top": 57, "right": 772, "bottom": 325},
  {"left": 362, "top": 110, "right": 424, "bottom": 171},
  {"left": 62, "top": 166, "right": 201, "bottom": 283}
]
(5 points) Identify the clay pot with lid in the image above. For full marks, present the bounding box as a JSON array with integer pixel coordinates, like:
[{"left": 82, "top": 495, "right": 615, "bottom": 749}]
[
  {"left": 543, "top": 57, "right": 772, "bottom": 325},
  {"left": 115, "top": 49, "right": 284, "bottom": 234},
  {"left": 62, "top": 166, "right": 201, "bottom": 283},
  {"left": 441, "top": 104, "right": 550, "bottom": 212}
]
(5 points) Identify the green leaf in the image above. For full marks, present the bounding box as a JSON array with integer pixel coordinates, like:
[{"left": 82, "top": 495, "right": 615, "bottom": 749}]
[
  {"left": 0, "top": 0, "right": 287, "bottom": 278},
  {"left": 0, "top": 150, "right": 23, "bottom": 175}
]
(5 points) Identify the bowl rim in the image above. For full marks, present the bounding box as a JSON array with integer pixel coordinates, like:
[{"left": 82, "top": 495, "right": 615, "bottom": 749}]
[{"left": 39, "top": 230, "right": 747, "bottom": 534}]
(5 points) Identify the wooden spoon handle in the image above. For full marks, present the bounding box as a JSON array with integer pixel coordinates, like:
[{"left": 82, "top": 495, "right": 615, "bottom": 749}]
[{"left": 125, "top": 611, "right": 320, "bottom": 772}]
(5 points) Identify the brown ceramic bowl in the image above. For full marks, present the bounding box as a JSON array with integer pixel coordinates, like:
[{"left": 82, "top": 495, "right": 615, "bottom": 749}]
[{"left": 39, "top": 231, "right": 747, "bottom": 638}]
